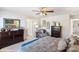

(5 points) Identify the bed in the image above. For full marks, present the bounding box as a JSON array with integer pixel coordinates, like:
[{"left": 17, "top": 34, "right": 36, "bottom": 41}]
[{"left": 17, "top": 36, "right": 61, "bottom": 52}]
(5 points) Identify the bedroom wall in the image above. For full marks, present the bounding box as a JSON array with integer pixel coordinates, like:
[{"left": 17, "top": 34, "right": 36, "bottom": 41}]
[
  {"left": 0, "top": 10, "right": 27, "bottom": 29},
  {"left": 0, "top": 10, "right": 40, "bottom": 39},
  {"left": 0, "top": 10, "right": 71, "bottom": 39},
  {"left": 40, "top": 14, "right": 71, "bottom": 39},
  {"left": 0, "top": 10, "right": 28, "bottom": 39}
]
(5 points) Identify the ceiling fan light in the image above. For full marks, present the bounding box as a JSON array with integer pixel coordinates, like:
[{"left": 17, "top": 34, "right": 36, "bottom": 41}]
[{"left": 40, "top": 12, "right": 47, "bottom": 16}]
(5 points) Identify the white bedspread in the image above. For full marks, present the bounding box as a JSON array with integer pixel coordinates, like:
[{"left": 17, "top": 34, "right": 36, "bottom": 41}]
[{"left": 18, "top": 36, "right": 61, "bottom": 52}]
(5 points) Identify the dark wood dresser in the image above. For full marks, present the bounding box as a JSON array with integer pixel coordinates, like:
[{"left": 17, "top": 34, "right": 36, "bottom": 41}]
[
  {"left": 51, "top": 26, "right": 62, "bottom": 38},
  {"left": 0, "top": 29, "right": 24, "bottom": 49}
]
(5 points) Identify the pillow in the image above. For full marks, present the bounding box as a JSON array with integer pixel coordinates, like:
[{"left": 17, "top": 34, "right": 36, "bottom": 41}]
[
  {"left": 58, "top": 39, "right": 67, "bottom": 51},
  {"left": 77, "top": 37, "right": 79, "bottom": 41},
  {"left": 67, "top": 45, "right": 79, "bottom": 52},
  {"left": 69, "top": 35, "right": 78, "bottom": 46}
]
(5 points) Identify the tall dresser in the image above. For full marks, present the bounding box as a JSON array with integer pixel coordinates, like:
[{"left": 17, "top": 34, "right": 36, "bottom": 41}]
[{"left": 51, "top": 26, "right": 62, "bottom": 38}]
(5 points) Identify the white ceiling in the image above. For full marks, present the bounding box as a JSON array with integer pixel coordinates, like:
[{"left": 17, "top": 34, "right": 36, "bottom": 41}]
[{"left": 1, "top": 7, "right": 79, "bottom": 18}]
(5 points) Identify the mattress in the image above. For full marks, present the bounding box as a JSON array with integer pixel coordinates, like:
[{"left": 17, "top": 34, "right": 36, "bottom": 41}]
[{"left": 17, "top": 36, "right": 61, "bottom": 52}]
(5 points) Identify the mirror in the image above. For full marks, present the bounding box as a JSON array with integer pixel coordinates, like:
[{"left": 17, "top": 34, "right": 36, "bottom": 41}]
[{"left": 4, "top": 18, "right": 20, "bottom": 29}]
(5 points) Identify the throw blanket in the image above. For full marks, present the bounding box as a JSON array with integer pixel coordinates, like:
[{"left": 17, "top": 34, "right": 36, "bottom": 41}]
[{"left": 17, "top": 36, "right": 60, "bottom": 52}]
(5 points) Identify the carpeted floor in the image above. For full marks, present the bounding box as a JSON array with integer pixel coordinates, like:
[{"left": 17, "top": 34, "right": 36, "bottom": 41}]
[
  {"left": 0, "top": 36, "right": 33, "bottom": 52},
  {"left": 0, "top": 42, "right": 22, "bottom": 52}
]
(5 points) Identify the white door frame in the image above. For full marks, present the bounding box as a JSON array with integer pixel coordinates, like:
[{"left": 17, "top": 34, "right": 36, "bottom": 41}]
[{"left": 71, "top": 19, "right": 79, "bottom": 36}]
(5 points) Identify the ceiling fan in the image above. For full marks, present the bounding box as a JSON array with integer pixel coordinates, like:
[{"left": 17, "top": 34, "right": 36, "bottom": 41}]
[{"left": 32, "top": 7, "right": 54, "bottom": 16}]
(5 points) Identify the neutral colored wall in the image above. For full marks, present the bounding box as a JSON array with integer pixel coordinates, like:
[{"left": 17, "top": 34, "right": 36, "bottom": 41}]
[
  {"left": 0, "top": 10, "right": 71, "bottom": 39},
  {"left": 0, "top": 10, "right": 26, "bottom": 29},
  {"left": 0, "top": 10, "right": 28, "bottom": 39},
  {"left": 40, "top": 14, "right": 71, "bottom": 39},
  {"left": 0, "top": 10, "right": 40, "bottom": 39}
]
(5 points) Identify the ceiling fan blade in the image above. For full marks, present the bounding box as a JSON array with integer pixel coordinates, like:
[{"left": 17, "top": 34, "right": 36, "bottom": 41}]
[
  {"left": 46, "top": 10, "right": 54, "bottom": 12},
  {"left": 32, "top": 8, "right": 54, "bottom": 16},
  {"left": 36, "top": 13, "right": 40, "bottom": 15}
]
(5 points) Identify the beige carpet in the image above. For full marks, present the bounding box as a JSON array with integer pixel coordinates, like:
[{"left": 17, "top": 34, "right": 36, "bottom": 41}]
[
  {"left": 0, "top": 42, "right": 22, "bottom": 52},
  {"left": 0, "top": 36, "right": 32, "bottom": 52}
]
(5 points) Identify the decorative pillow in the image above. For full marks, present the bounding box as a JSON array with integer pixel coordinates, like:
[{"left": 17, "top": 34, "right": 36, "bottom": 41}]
[
  {"left": 58, "top": 39, "right": 67, "bottom": 51},
  {"left": 36, "top": 29, "right": 49, "bottom": 38},
  {"left": 67, "top": 45, "right": 79, "bottom": 52},
  {"left": 77, "top": 37, "right": 79, "bottom": 41},
  {"left": 69, "top": 35, "right": 78, "bottom": 46}
]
